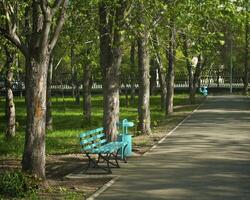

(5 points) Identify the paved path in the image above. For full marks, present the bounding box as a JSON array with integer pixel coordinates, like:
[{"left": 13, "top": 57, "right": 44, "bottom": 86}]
[{"left": 96, "top": 96, "right": 250, "bottom": 200}]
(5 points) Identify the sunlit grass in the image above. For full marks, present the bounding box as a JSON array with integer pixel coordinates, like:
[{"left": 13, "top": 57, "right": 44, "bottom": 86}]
[{"left": 0, "top": 93, "right": 201, "bottom": 158}]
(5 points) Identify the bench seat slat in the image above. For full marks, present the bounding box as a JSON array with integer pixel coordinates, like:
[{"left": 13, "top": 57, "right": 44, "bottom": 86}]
[
  {"left": 80, "top": 133, "right": 105, "bottom": 145},
  {"left": 88, "top": 142, "right": 123, "bottom": 154},
  {"left": 82, "top": 139, "right": 107, "bottom": 151},
  {"left": 80, "top": 127, "right": 104, "bottom": 138}
]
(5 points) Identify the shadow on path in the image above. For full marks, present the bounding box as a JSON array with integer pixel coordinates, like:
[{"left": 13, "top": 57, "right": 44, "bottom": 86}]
[{"left": 97, "top": 96, "right": 250, "bottom": 200}]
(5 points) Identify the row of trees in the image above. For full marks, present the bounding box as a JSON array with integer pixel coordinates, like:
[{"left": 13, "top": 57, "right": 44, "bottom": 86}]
[{"left": 0, "top": 0, "right": 249, "bottom": 180}]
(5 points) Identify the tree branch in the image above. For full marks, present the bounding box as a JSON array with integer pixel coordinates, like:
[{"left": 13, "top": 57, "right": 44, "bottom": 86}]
[
  {"left": 39, "top": 0, "right": 52, "bottom": 55},
  {"left": 40, "top": 0, "right": 49, "bottom": 18},
  {"left": 51, "top": 0, "right": 64, "bottom": 16},
  {"left": 49, "top": 0, "right": 68, "bottom": 52},
  {"left": 0, "top": 26, "right": 28, "bottom": 57}
]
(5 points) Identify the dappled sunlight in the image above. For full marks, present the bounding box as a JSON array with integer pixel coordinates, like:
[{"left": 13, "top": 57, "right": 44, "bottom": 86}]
[{"left": 97, "top": 96, "right": 250, "bottom": 200}]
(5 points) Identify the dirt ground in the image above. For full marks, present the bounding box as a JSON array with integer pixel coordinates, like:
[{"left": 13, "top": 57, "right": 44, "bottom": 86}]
[
  {"left": 0, "top": 154, "right": 112, "bottom": 199},
  {"left": 0, "top": 143, "right": 158, "bottom": 199}
]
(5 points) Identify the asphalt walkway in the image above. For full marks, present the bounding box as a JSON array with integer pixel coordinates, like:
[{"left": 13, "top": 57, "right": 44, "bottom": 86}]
[{"left": 96, "top": 96, "right": 250, "bottom": 200}]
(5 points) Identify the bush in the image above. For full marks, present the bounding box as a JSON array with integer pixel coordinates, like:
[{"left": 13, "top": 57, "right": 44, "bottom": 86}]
[{"left": 0, "top": 170, "right": 38, "bottom": 198}]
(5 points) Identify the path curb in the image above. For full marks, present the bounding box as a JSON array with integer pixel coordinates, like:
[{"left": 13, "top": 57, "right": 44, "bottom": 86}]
[
  {"left": 144, "top": 101, "right": 204, "bottom": 155},
  {"left": 86, "top": 176, "right": 120, "bottom": 200}
]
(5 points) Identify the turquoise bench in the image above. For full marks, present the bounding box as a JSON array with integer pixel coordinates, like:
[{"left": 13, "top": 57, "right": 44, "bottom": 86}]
[
  {"left": 80, "top": 127, "right": 128, "bottom": 174},
  {"left": 199, "top": 86, "right": 208, "bottom": 96}
]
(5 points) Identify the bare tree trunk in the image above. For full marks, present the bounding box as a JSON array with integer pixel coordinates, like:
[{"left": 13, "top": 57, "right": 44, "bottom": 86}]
[
  {"left": 99, "top": 1, "right": 127, "bottom": 141},
  {"left": 75, "top": 82, "right": 80, "bottom": 105},
  {"left": 182, "top": 34, "right": 194, "bottom": 104},
  {"left": 137, "top": 30, "right": 151, "bottom": 135},
  {"left": 150, "top": 59, "right": 157, "bottom": 96},
  {"left": 216, "top": 67, "right": 220, "bottom": 88},
  {"left": 22, "top": 56, "right": 49, "bottom": 180},
  {"left": 22, "top": 1, "right": 67, "bottom": 180},
  {"left": 190, "top": 54, "right": 207, "bottom": 103},
  {"left": 0, "top": 0, "right": 68, "bottom": 180},
  {"left": 4, "top": 45, "right": 16, "bottom": 139},
  {"left": 46, "top": 56, "right": 53, "bottom": 131},
  {"left": 70, "top": 47, "right": 76, "bottom": 99},
  {"left": 124, "top": 80, "right": 129, "bottom": 106},
  {"left": 243, "top": 12, "right": 249, "bottom": 95},
  {"left": 83, "top": 53, "right": 92, "bottom": 123},
  {"left": 157, "top": 62, "right": 167, "bottom": 111},
  {"left": 166, "top": 21, "right": 176, "bottom": 114},
  {"left": 130, "top": 41, "right": 136, "bottom": 104},
  {"left": 152, "top": 34, "right": 167, "bottom": 111}
]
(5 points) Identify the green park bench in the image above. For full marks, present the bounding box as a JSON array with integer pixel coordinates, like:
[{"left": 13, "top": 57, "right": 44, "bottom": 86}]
[{"left": 79, "top": 119, "right": 134, "bottom": 174}]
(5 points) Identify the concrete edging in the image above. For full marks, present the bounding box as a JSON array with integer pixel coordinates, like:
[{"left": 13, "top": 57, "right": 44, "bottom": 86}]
[{"left": 144, "top": 100, "right": 205, "bottom": 155}]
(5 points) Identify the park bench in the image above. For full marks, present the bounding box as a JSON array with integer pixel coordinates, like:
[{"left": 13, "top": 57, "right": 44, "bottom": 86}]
[
  {"left": 80, "top": 121, "right": 133, "bottom": 174},
  {"left": 199, "top": 86, "right": 208, "bottom": 96}
]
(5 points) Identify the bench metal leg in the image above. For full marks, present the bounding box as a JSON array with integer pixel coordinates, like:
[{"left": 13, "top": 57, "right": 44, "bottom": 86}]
[
  {"left": 99, "top": 153, "right": 120, "bottom": 168},
  {"left": 122, "top": 144, "right": 128, "bottom": 163},
  {"left": 84, "top": 148, "right": 124, "bottom": 174},
  {"left": 85, "top": 153, "right": 111, "bottom": 173}
]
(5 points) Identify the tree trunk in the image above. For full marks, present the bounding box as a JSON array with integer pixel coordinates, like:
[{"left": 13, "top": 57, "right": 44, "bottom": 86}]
[
  {"left": 157, "top": 62, "right": 167, "bottom": 111},
  {"left": 243, "top": 12, "right": 249, "bottom": 95},
  {"left": 0, "top": 0, "right": 68, "bottom": 180},
  {"left": 216, "top": 67, "right": 220, "bottom": 88},
  {"left": 150, "top": 59, "right": 157, "bottom": 96},
  {"left": 83, "top": 54, "right": 92, "bottom": 123},
  {"left": 130, "top": 41, "right": 136, "bottom": 104},
  {"left": 166, "top": 21, "right": 176, "bottom": 114},
  {"left": 46, "top": 57, "right": 53, "bottom": 131},
  {"left": 71, "top": 47, "right": 76, "bottom": 99},
  {"left": 22, "top": 55, "right": 49, "bottom": 180},
  {"left": 152, "top": 34, "right": 167, "bottom": 111},
  {"left": 124, "top": 80, "right": 129, "bottom": 106},
  {"left": 137, "top": 31, "right": 151, "bottom": 135},
  {"left": 190, "top": 54, "right": 207, "bottom": 104},
  {"left": 99, "top": 1, "right": 127, "bottom": 141},
  {"left": 4, "top": 46, "right": 16, "bottom": 139},
  {"left": 75, "top": 82, "right": 80, "bottom": 105},
  {"left": 182, "top": 35, "right": 194, "bottom": 104}
]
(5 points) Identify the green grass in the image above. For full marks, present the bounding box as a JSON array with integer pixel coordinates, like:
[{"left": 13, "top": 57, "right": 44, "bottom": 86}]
[{"left": 0, "top": 93, "right": 200, "bottom": 158}]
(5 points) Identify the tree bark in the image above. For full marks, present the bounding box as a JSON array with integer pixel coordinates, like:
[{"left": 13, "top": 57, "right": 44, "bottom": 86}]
[
  {"left": 243, "top": 11, "right": 249, "bottom": 95},
  {"left": 124, "top": 80, "right": 129, "bottom": 106},
  {"left": 46, "top": 56, "right": 53, "bottom": 131},
  {"left": 130, "top": 41, "right": 136, "bottom": 104},
  {"left": 99, "top": 1, "right": 127, "bottom": 141},
  {"left": 0, "top": 0, "right": 70, "bottom": 179},
  {"left": 137, "top": 30, "right": 151, "bottom": 135},
  {"left": 182, "top": 35, "right": 194, "bottom": 104},
  {"left": 151, "top": 34, "right": 167, "bottom": 111},
  {"left": 190, "top": 54, "right": 207, "bottom": 103},
  {"left": 150, "top": 59, "right": 157, "bottom": 96},
  {"left": 22, "top": 0, "right": 67, "bottom": 180},
  {"left": 75, "top": 82, "right": 80, "bottom": 105},
  {"left": 70, "top": 46, "right": 76, "bottom": 99},
  {"left": 166, "top": 21, "right": 176, "bottom": 114},
  {"left": 83, "top": 51, "right": 92, "bottom": 123},
  {"left": 4, "top": 45, "right": 16, "bottom": 139},
  {"left": 22, "top": 54, "right": 49, "bottom": 180}
]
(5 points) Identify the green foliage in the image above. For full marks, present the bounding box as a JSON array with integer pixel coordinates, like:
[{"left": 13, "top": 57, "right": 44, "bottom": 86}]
[{"left": 0, "top": 170, "right": 38, "bottom": 198}]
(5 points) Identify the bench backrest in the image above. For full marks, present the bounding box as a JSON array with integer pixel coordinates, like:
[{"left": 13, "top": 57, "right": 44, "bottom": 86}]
[{"left": 80, "top": 128, "right": 107, "bottom": 151}]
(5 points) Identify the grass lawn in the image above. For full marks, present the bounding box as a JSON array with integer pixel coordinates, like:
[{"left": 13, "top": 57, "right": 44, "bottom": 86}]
[
  {"left": 0, "top": 93, "right": 202, "bottom": 158},
  {"left": 0, "top": 93, "right": 203, "bottom": 199}
]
